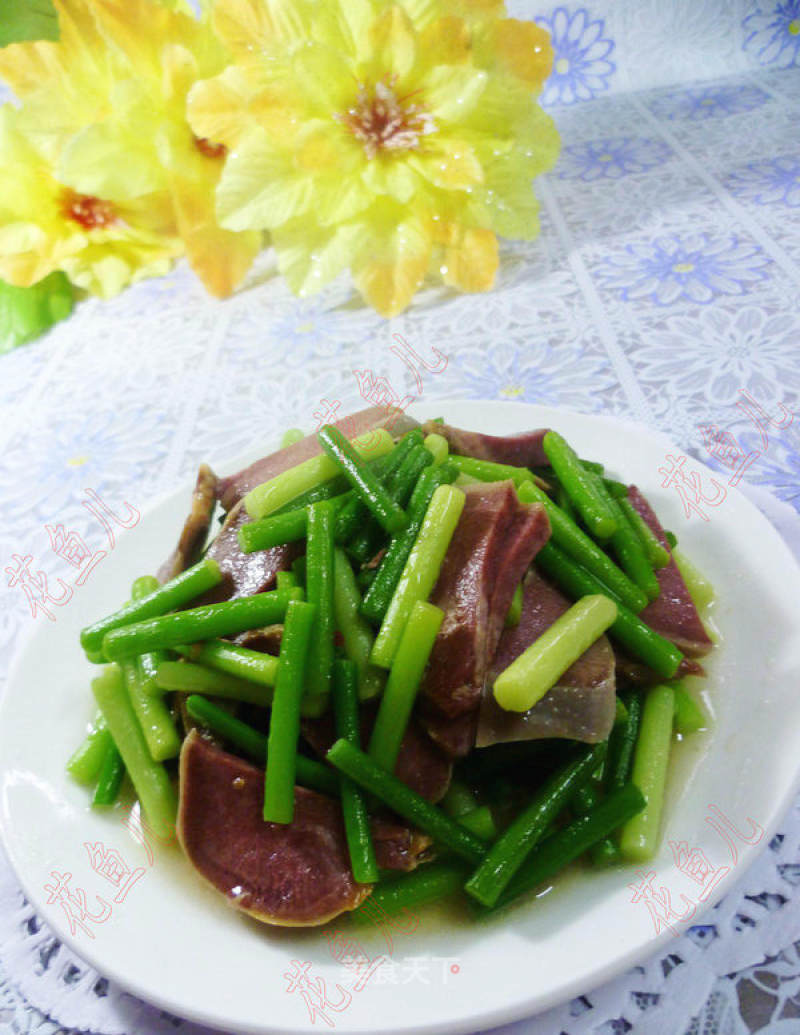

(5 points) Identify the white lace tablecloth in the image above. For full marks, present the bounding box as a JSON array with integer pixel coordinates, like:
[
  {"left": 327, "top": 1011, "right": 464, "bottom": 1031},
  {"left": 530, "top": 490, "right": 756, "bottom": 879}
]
[{"left": 2, "top": 0, "right": 800, "bottom": 1031}]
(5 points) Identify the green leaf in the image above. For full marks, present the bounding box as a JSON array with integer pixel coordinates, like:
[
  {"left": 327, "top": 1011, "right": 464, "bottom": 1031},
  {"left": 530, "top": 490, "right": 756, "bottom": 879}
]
[
  {"left": 0, "top": 272, "right": 74, "bottom": 353},
  {"left": 0, "top": 0, "right": 60, "bottom": 46}
]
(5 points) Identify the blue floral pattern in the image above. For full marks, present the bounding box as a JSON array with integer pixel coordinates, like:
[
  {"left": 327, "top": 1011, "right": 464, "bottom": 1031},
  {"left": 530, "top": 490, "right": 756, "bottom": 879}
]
[
  {"left": 726, "top": 154, "right": 800, "bottom": 207},
  {"left": 535, "top": 7, "right": 615, "bottom": 106},
  {"left": 556, "top": 136, "right": 672, "bottom": 180},
  {"left": 743, "top": 1, "right": 800, "bottom": 66},
  {"left": 595, "top": 234, "right": 771, "bottom": 306},
  {"left": 646, "top": 84, "right": 771, "bottom": 121}
]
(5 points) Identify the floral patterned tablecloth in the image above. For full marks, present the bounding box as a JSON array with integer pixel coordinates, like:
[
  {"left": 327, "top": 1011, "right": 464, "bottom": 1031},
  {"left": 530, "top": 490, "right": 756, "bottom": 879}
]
[{"left": 2, "top": 1, "right": 800, "bottom": 1032}]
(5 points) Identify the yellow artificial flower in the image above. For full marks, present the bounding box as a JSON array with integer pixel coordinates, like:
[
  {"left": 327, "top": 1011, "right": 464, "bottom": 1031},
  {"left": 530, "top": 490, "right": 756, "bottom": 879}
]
[
  {"left": 0, "top": 0, "right": 260, "bottom": 298},
  {"left": 189, "top": 0, "right": 560, "bottom": 316},
  {"left": 0, "top": 104, "right": 180, "bottom": 298}
]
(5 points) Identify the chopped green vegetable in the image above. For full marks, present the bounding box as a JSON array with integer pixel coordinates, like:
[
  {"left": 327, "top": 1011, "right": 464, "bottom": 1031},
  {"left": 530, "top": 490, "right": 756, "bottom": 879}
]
[
  {"left": 245, "top": 428, "right": 394, "bottom": 520},
  {"left": 184, "top": 695, "right": 338, "bottom": 795},
  {"left": 66, "top": 712, "right": 111, "bottom": 785},
  {"left": 156, "top": 660, "right": 274, "bottom": 707},
  {"left": 80, "top": 557, "right": 222, "bottom": 656},
  {"left": 504, "top": 582, "right": 524, "bottom": 627},
  {"left": 517, "top": 480, "right": 647, "bottom": 613},
  {"left": 332, "top": 549, "right": 385, "bottom": 701},
  {"left": 371, "top": 484, "right": 465, "bottom": 669},
  {"left": 482, "top": 783, "right": 646, "bottom": 913},
  {"left": 464, "top": 742, "right": 606, "bottom": 907},
  {"left": 121, "top": 657, "right": 181, "bottom": 762},
  {"left": 351, "top": 860, "right": 469, "bottom": 922},
  {"left": 618, "top": 497, "right": 671, "bottom": 569},
  {"left": 543, "top": 431, "right": 617, "bottom": 540},
  {"left": 672, "top": 681, "right": 708, "bottom": 735},
  {"left": 619, "top": 684, "right": 675, "bottom": 862},
  {"left": 450, "top": 455, "right": 535, "bottom": 488},
  {"left": 332, "top": 661, "right": 378, "bottom": 884},
  {"left": 91, "top": 666, "right": 176, "bottom": 839},
  {"left": 360, "top": 462, "right": 460, "bottom": 624},
  {"left": 493, "top": 595, "right": 617, "bottom": 712},
  {"left": 92, "top": 740, "right": 125, "bottom": 807},
  {"left": 318, "top": 425, "right": 408, "bottom": 535},
  {"left": 306, "top": 501, "right": 336, "bottom": 699},
  {"left": 423, "top": 432, "right": 449, "bottom": 466},
  {"left": 368, "top": 601, "right": 443, "bottom": 773},
  {"left": 102, "top": 588, "right": 288, "bottom": 660},
  {"left": 263, "top": 600, "right": 317, "bottom": 823},
  {"left": 535, "top": 543, "right": 684, "bottom": 679},
  {"left": 673, "top": 548, "right": 715, "bottom": 611},
  {"left": 280, "top": 428, "right": 305, "bottom": 448},
  {"left": 326, "top": 738, "right": 486, "bottom": 865},
  {"left": 176, "top": 638, "right": 278, "bottom": 687},
  {"left": 238, "top": 508, "right": 307, "bottom": 552}
]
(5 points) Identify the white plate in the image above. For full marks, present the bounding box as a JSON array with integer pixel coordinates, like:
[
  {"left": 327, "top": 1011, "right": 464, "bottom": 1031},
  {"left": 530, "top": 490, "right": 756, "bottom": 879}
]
[{"left": 2, "top": 401, "right": 800, "bottom": 1035}]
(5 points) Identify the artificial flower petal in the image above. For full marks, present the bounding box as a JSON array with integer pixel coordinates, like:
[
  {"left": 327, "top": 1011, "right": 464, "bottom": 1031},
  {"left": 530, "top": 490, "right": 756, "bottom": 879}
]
[
  {"left": 212, "top": 0, "right": 313, "bottom": 60},
  {"left": 171, "top": 168, "right": 261, "bottom": 297},
  {"left": 57, "top": 122, "right": 164, "bottom": 201},
  {"left": 216, "top": 128, "right": 312, "bottom": 230},
  {"left": 441, "top": 225, "right": 498, "bottom": 292},
  {"left": 187, "top": 66, "right": 296, "bottom": 149},
  {"left": 485, "top": 19, "right": 554, "bottom": 88},
  {"left": 419, "top": 16, "right": 470, "bottom": 65},
  {"left": 410, "top": 139, "right": 483, "bottom": 190},
  {"left": 422, "top": 64, "right": 488, "bottom": 122},
  {"left": 368, "top": 5, "right": 418, "bottom": 82},
  {"left": 291, "top": 43, "right": 355, "bottom": 116},
  {"left": 272, "top": 218, "right": 360, "bottom": 295},
  {"left": 351, "top": 205, "right": 431, "bottom": 316}
]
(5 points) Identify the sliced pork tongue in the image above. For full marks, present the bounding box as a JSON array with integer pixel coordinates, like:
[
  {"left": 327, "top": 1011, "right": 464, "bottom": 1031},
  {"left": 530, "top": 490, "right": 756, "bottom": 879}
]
[
  {"left": 177, "top": 732, "right": 427, "bottom": 928},
  {"left": 301, "top": 703, "right": 452, "bottom": 804},
  {"left": 418, "top": 481, "right": 551, "bottom": 757},
  {"left": 157, "top": 463, "right": 218, "bottom": 584},
  {"left": 218, "top": 405, "right": 420, "bottom": 512},
  {"left": 627, "top": 486, "right": 713, "bottom": 658},
  {"left": 195, "top": 500, "right": 300, "bottom": 605},
  {"left": 421, "top": 420, "right": 550, "bottom": 468},
  {"left": 478, "top": 569, "right": 616, "bottom": 747}
]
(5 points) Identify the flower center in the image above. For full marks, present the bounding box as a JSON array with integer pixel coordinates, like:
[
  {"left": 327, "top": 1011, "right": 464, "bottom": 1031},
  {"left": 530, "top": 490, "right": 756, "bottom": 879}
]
[
  {"left": 62, "top": 190, "right": 117, "bottom": 230},
  {"left": 555, "top": 57, "right": 570, "bottom": 75},
  {"left": 672, "top": 262, "right": 695, "bottom": 274},
  {"left": 194, "top": 136, "right": 228, "bottom": 160},
  {"left": 789, "top": 19, "right": 800, "bottom": 35},
  {"left": 335, "top": 79, "right": 436, "bottom": 160}
]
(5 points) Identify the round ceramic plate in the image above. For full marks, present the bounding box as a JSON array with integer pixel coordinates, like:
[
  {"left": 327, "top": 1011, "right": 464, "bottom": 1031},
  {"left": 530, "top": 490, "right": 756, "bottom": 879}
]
[{"left": 2, "top": 400, "right": 800, "bottom": 1035}]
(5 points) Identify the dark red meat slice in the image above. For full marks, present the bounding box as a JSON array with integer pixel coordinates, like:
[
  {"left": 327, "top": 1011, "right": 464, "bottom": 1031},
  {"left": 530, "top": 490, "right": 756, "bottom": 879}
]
[
  {"left": 196, "top": 501, "right": 299, "bottom": 604},
  {"left": 477, "top": 569, "right": 616, "bottom": 746},
  {"left": 422, "top": 482, "right": 551, "bottom": 720},
  {"left": 627, "top": 486, "right": 713, "bottom": 657},
  {"left": 157, "top": 463, "right": 218, "bottom": 583},
  {"left": 371, "top": 818, "right": 431, "bottom": 872},
  {"left": 417, "top": 482, "right": 551, "bottom": 757},
  {"left": 177, "top": 731, "right": 371, "bottom": 926},
  {"left": 301, "top": 703, "right": 452, "bottom": 804},
  {"left": 421, "top": 420, "right": 550, "bottom": 468},
  {"left": 218, "top": 406, "right": 420, "bottom": 511}
]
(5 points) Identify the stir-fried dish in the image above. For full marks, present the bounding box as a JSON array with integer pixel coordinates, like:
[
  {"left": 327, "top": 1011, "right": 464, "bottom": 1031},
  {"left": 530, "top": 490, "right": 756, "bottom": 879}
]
[{"left": 68, "top": 406, "right": 714, "bottom": 926}]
